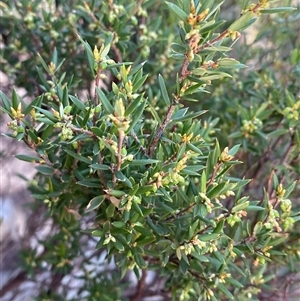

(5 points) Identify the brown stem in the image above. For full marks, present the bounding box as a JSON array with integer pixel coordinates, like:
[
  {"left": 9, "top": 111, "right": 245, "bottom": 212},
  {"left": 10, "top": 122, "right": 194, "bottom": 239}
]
[
  {"left": 94, "top": 66, "right": 102, "bottom": 107},
  {"left": 207, "top": 162, "right": 221, "bottom": 188},
  {"left": 196, "top": 30, "right": 229, "bottom": 53},
  {"left": 113, "top": 130, "right": 125, "bottom": 185},
  {"left": 180, "top": 30, "right": 230, "bottom": 82},
  {"left": 133, "top": 0, "right": 144, "bottom": 15},
  {"left": 68, "top": 124, "right": 97, "bottom": 138},
  {"left": 130, "top": 131, "right": 148, "bottom": 155},
  {"left": 147, "top": 104, "right": 176, "bottom": 157},
  {"left": 130, "top": 270, "right": 147, "bottom": 301}
]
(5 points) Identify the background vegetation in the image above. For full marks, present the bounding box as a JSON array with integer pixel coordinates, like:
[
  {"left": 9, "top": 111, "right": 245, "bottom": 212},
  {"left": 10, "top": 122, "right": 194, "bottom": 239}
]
[{"left": 0, "top": 0, "right": 299, "bottom": 300}]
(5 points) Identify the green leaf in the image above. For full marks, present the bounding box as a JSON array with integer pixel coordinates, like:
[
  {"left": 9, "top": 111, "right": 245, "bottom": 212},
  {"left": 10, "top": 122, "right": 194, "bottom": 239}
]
[
  {"left": 158, "top": 74, "right": 170, "bottom": 106},
  {"left": 24, "top": 95, "right": 43, "bottom": 115},
  {"left": 11, "top": 89, "right": 19, "bottom": 110},
  {"left": 232, "top": 200, "right": 249, "bottom": 213},
  {"left": 90, "top": 163, "right": 110, "bottom": 170},
  {"left": 96, "top": 88, "right": 114, "bottom": 114},
  {"left": 135, "top": 236, "right": 156, "bottom": 247},
  {"left": 130, "top": 159, "right": 160, "bottom": 165},
  {"left": 86, "top": 195, "right": 106, "bottom": 212},
  {"left": 228, "top": 144, "right": 240, "bottom": 156},
  {"left": 15, "top": 154, "right": 42, "bottom": 163},
  {"left": 172, "top": 110, "right": 207, "bottom": 122},
  {"left": 267, "top": 129, "right": 288, "bottom": 139},
  {"left": 114, "top": 240, "right": 125, "bottom": 252},
  {"left": 134, "top": 225, "right": 153, "bottom": 237},
  {"left": 106, "top": 202, "right": 115, "bottom": 217},
  {"left": 181, "top": 168, "right": 200, "bottom": 176},
  {"left": 35, "top": 165, "right": 55, "bottom": 176},
  {"left": 218, "top": 58, "right": 247, "bottom": 69},
  {"left": 125, "top": 94, "right": 144, "bottom": 116},
  {"left": 218, "top": 283, "right": 234, "bottom": 299},
  {"left": 0, "top": 90, "right": 12, "bottom": 114},
  {"left": 199, "top": 20, "right": 226, "bottom": 34},
  {"left": 69, "top": 95, "right": 86, "bottom": 111},
  {"left": 126, "top": 98, "right": 147, "bottom": 132},
  {"left": 166, "top": 2, "right": 188, "bottom": 22},
  {"left": 100, "top": 33, "right": 113, "bottom": 59},
  {"left": 77, "top": 34, "right": 95, "bottom": 76},
  {"left": 133, "top": 74, "right": 148, "bottom": 92},
  {"left": 200, "top": 73, "right": 232, "bottom": 81},
  {"left": 36, "top": 67, "right": 50, "bottom": 90},
  {"left": 200, "top": 170, "right": 207, "bottom": 193},
  {"left": 207, "top": 182, "right": 226, "bottom": 199},
  {"left": 33, "top": 106, "right": 59, "bottom": 122},
  {"left": 199, "top": 233, "right": 220, "bottom": 241},
  {"left": 260, "top": 7, "right": 296, "bottom": 14},
  {"left": 115, "top": 171, "right": 133, "bottom": 188},
  {"left": 133, "top": 252, "right": 147, "bottom": 269},
  {"left": 77, "top": 179, "right": 102, "bottom": 188},
  {"left": 226, "top": 277, "right": 244, "bottom": 288},
  {"left": 64, "top": 149, "right": 92, "bottom": 164},
  {"left": 284, "top": 181, "right": 297, "bottom": 198},
  {"left": 37, "top": 53, "right": 50, "bottom": 73},
  {"left": 246, "top": 206, "right": 265, "bottom": 211},
  {"left": 213, "top": 220, "right": 225, "bottom": 234},
  {"left": 112, "top": 221, "right": 126, "bottom": 228},
  {"left": 228, "top": 11, "right": 256, "bottom": 31}
]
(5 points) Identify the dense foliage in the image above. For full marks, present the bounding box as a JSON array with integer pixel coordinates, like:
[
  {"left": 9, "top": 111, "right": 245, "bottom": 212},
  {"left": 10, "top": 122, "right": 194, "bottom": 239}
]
[{"left": 1, "top": 0, "right": 299, "bottom": 300}]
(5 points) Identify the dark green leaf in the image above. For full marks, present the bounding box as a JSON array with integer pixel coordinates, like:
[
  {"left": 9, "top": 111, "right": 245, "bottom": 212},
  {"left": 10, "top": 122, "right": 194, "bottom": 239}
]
[
  {"left": 15, "top": 154, "right": 42, "bottom": 163},
  {"left": 64, "top": 149, "right": 92, "bottom": 164},
  {"left": 86, "top": 195, "right": 106, "bottom": 212},
  {"left": 158, "top": 74, "right": 170, "bottom": 106},
  {"left": 166, "top": 2, "right": 188, "bottom": 22},
  {"left": 69, "top": 95, "right": 86, "bottom": 111},
  {"left": 96, "top": 88, "right": 114, "bottom": 114}
]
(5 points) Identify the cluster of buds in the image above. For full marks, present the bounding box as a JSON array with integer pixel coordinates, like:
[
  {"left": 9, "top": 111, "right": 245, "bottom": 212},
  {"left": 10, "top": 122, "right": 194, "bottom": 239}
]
[
  {"left": 174, "top": 154, "right": 188, "bottom": 173},
  {"left": 283, "top": 99, "right": 300, "bottom": 121},
  {"left": 215, "top": 189, "right": 236, "bottom": 203},
  {"left": 7, "top": 119, "right": 23, "bottom": 138},
  {"left": 227, "top": 210, "right": 247, "bottom": 227},
  {"left": 152, "top": 170, "right": 185, "bottom": 192},
  {"left": 122, "top": 195, "right": 141, "bottom": 212},
  {"left": 48, "top": 61, "right": 56, "bottom": 76},
  {"left": 219, "top": 147, "right": 234, "bottom": 163},
  {"left": 241, "top": 117, "right": 263, "bottom": 137},
  {"left": 108, "top": 1, "right": 126, "bottom": 23},
  {"left": 245, "top": 0, "right": 269, "bottom": 15},
  {"left": 199, "top": 192, "right": 214, "bottom": 213},
  {"left": 205, "top": 288, "right": 215, "bottom": 300},
  {"left": 55, "top": 124, "right": 73, "bottom": 141},
  {"left": 103, "top": 232, "right": 116, "bottom": 245},
  {"left": 276, "top": 183, "right": 286, "bottom": 200},
  {"left": 11, "top": 103, "right": 24, "bottom": 121},
  {"left": 190, "top": 236, "right": 206, "bottom": 249},
  {"left": 137, "top": 24, "right": 160, "bottom": 58},
  {"left": 227, "top": 30, "right": 241, "bottom": 41},
  {"left": 24, "top": 10, "right": 36, "bottom": 29},
  {"left": 264, "top": 204, "right": 281, "bottom": 232},
  {"left": 263, "top": 183, "right": 295, "bottom": 231},
  {"left": 217, "top": 272, "right": 231, "bottom": 284},
  {"left": 187, "top": 2, "right": 209, "bottom": 27},
  {"left": 109, "top": 99, "right": 130, "bottom": 132},
  {"left": 181, "top": 132, "right": 193, "bottom": 143},
  {"left": 202, "top": 60, "right": 218, "bottom": 69}
]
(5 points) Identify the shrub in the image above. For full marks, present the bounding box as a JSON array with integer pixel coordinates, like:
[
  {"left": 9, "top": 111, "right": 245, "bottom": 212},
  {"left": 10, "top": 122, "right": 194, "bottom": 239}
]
[{"left": 1, "top": 0, "right": 299, "bottom": 300}]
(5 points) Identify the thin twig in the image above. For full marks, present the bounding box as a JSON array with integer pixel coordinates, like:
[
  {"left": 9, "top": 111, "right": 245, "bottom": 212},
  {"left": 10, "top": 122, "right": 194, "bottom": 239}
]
[
  {"left": 147, "top": 104, "right": 176, "bottom": 157},
  {"left": 130, "top": 270, "right": 147, "bottom": 301},
  {"left": 113, "top": 130, "right": 125, "bottom": 185}
]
